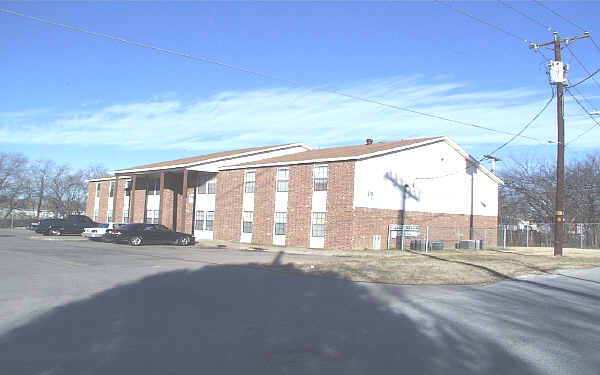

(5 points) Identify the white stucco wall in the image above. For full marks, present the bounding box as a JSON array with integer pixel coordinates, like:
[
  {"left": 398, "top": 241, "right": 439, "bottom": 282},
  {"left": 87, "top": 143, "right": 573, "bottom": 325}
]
[{"left": 353, "top": 140, "right": 499, "bottom": 216}]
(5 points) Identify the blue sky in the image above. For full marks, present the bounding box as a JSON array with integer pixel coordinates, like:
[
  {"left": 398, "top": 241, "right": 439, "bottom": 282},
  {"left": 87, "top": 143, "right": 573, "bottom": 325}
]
[{"left": 1, "top": 1, "right": 599, "bottom": 173}]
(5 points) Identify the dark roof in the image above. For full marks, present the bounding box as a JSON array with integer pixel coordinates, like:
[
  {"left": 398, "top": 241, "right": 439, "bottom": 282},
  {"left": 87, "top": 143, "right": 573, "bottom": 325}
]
[
  {"left": 114, "top": 144, "right": 298, "bottom": 172},
  {"left": 230, "top": 137, "right": 443, "bottom": 168}
]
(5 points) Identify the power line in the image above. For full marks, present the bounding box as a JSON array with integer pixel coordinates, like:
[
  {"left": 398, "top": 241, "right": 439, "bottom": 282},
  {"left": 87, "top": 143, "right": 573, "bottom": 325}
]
[
  {"left": 496, "top": 0, "right": 554, "bottom": 32},
  {"left": 531, "top": 0, "right": 586, "bottom": 32},
  {"left": 486, "top": 87, "right": 555, "bottom": 156},
  {"left": 434, "top": 0, "right": 533, "bottom": 45},
  {"left": 565, "top": 44, "right": 600, "bottom": 91},
  {"left": 565, "top": 88, "right": 600, "bottom": 145},
  {"left": 0, "top": 7, "right": 556, "bottom": 145},
  {"left": 569, "top": 68, "right": 600, "bottom": 89},
  {"left": 414, "top": 88, "right": 556, "bottom": 181},
  {"left": 531, "top": 0, "right": 600, "bottom": 55}
]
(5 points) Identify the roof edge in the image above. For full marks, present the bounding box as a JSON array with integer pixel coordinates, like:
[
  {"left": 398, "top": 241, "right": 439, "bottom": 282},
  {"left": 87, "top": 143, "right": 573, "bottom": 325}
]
[
  {"left": 108, "top": 143, "right": 311, "bottom": 175},
  {"left": 220, "top": 137, "right": 445, "bottom": 170}
]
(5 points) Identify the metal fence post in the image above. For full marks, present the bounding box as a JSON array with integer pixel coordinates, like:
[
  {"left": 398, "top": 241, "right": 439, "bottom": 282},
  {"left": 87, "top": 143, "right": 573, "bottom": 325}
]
[{"left": 426, "top": 226, "right": 429, "bottom": 253}]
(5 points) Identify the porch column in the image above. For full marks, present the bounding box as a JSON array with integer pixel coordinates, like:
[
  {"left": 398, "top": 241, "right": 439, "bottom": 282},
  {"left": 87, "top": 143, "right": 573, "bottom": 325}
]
[
  {"left": 112, "top": 175, "right": 120, "bottom": 222},
  {"left": 180, "top": 168, "right": 188, "bottom": 233},
  {"left": 159, "top": 171, "right": 166, "bottom": 225},
  {"left": 129, "top": 175, "right": 137, "bottom": 223}
]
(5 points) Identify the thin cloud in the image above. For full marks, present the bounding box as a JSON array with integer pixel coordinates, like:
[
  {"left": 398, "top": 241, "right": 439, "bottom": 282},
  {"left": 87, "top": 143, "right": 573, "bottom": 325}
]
[{"left": 1, "top": 76, "right": 592, "bottom": 156}]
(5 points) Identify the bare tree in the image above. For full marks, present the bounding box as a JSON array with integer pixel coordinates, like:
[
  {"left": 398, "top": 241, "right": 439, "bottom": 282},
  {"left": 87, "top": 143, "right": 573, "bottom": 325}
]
[
  {"left": 0, "top": 153, "right": 28, "bottom": 218},
  {"left": 27, "top": 159, "right": 56, "bottom": 217},
  {"left": 499, "top": 154, "right": 600, "bottom": 224}
]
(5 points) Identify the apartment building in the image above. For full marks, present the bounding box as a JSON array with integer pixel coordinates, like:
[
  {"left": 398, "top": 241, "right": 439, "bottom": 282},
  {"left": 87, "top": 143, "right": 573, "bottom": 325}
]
[{"left": 87, "top": 136, "right": 502, "bottom": 250}]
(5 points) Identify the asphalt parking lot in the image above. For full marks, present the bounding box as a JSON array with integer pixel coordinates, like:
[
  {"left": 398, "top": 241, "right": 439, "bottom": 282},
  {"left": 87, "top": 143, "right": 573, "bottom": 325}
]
[
  {"left": 1, "top": 228, "right": 600, "bottom": 374},
  {"left": 0, "top": 229, "right": 327, "bottom": 334}
]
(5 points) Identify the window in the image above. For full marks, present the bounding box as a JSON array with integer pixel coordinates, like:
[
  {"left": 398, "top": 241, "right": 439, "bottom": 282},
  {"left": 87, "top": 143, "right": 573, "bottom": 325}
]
[
  {"left": 198, "top": 175, "right": 216, "bottom": 195},
  {"left": 195, "top": 210, "right": 205, "bottom": 230},
  {"left": 145, "top": 210, "right": 159, "bottom": 224},
  {"left": 109, "top": 181, "right": 115, "bottom": 198},
  {"left": 274, "top": 212, "right": 287, "bottom": 235},
  {"left": 206, "top": 211, "right": 215, "bottom": 231},
  {"left": 276, "top": 168, "right": 289, "bottom": 192},
  {"left": 123, "top": 209, "right": 129, "bottom": 224},
  {"left": 125, "top": 180, "right": 131, "bottom": 197},
  {"left": 107, "top": 209, "right": 113, "bottom": 222},
  {"left": 147, "top": 179, "right": 160, "bottom": 196},
  {"left": 94, "top": 208, "right": 99, "bottom": 222},
  {"left": 311, "top": 212, "right": 326, "bottom": 237},
  {"left": 197, "top": 177, "right": 207, "bottom": 194},
  {"left": 242, "top": 211, "right": 253, "bottom": 233},
  {"left": 244, "top": 171, "right": 256, "bottom": 193},
  {"left": 207, "top": 176, "right": 216, "bottom": 194},
  {"left": 96, "top": 183, "right": 101, "bottom": 198},
  {"left": 313, "top": 165, "right": 328, "bottom": 191}
]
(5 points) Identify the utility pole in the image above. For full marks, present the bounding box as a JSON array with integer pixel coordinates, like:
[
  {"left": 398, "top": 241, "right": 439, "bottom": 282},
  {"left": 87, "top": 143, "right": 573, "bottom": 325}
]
[{"left": 530, "top": 31, "right": 589, "bottom": 256}]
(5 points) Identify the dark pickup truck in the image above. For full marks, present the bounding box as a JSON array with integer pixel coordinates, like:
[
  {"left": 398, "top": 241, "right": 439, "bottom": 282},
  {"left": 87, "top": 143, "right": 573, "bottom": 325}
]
[{"left": 35, "top": 215, "right": 97, "bottom": 236}]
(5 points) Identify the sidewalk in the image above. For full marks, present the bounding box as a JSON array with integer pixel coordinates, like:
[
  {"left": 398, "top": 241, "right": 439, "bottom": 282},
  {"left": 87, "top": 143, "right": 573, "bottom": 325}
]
[{"left": 192, "top": 238, "right": 408, "bottom": 258}]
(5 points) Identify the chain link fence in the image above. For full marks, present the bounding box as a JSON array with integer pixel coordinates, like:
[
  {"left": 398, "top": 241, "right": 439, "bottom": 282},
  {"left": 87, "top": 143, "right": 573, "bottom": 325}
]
[
  {"left": 498, "top": 223, "right": 600, "bottom": 249},
  {"left": 390, "top": 225, "right": 498, "bottom": 251}
]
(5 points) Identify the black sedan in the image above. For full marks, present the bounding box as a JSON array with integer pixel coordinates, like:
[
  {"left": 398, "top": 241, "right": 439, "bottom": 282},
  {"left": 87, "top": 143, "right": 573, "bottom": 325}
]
[{"left": 108, "top": 223, "right": 195, "bottom": 246}]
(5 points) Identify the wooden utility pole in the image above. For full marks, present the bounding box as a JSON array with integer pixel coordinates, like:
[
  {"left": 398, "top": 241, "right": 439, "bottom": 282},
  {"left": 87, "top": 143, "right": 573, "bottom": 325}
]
[{"left": 530, "top": 31, "right": 589, "bottom": 256}]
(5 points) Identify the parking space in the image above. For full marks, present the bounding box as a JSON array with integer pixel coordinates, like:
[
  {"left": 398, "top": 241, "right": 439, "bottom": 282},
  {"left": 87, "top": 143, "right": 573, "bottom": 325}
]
[{"left": 0, "top": 228, "right": 327, "bottom": 335}]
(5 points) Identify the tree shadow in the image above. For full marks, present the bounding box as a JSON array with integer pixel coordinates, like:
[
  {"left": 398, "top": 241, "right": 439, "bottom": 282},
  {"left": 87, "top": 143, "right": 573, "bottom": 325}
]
[{"left": 0, "top": 255, "right": 539, "bottom": 374}]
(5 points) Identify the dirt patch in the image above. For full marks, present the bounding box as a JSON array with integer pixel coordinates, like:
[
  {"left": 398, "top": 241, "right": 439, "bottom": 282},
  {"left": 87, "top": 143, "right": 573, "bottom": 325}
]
[{"left": 276, "top": 247, "right": 600, "bottom": 285}]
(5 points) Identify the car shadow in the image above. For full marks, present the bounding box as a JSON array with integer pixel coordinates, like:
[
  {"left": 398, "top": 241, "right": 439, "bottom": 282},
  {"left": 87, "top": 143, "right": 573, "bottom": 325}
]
[{"left": 0, "top": 255, "right": 538, "bottom": 374}]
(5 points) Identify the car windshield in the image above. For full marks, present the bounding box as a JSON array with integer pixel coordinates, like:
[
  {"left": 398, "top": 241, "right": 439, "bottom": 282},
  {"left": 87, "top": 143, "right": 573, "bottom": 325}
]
[{"left": 97, "top": 224, "right": 109, "bottom": 228}]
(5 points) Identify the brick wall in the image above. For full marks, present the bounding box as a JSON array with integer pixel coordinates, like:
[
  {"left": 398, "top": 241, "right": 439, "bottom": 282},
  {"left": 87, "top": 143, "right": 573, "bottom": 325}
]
[
  {"left": 98, "top": 181, "right": 109, "bottom": 222},
  {"left": 325, "top": 161, "right": 355, "bottom": 250},
  {"left": 252, "top": 167, "right": 277, "bottom": 245},
  {"left": 131, "top": 176, "right": 146, "bottom": 223},
  {"left": 184, "top": 182, "right": 195, "bottom": 234},
  {"left": 86, "top": 183, "right": 95, "bottom": 218},
  {"left": 286, "top": 164, "right": 313, "bottom": 248},
  {"left": 214, "top": 169, "right": 244, "bottom": 241},
  {"left": 113, "top": 178, "right": 123, "bottom": 222},
  {"left": 352, "top": 207, "right": 498, "bottom": 249},
  {"left": 160, "top": 173, "right": 177, "bottom": 230}
]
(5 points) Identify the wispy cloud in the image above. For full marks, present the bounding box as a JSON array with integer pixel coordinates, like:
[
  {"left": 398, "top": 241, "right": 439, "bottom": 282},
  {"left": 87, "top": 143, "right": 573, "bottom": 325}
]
[{"left": 1, "top": 76, "right": 596, "bottom": 157}]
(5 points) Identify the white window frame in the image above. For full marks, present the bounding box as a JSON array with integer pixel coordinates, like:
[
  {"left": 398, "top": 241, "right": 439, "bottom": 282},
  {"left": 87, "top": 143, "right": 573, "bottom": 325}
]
[
  {"left": 313, "top": 165, "right": 328, "bottom": 191},
  {"left": 206, "top": 211, "right": 215, "bottom": 231},
  {"left": 195, "top": 210, "right": 205, "bottom": 230},
  {"left": 96, "top": 183, "right": 101, "bottom": 198},
  {"left": 244, "top": 171, "right": 256, "bottom": 194},
  {"left": 107, "top": 208, "right": 113, "bottom": 222},
  {"left": 109, "top": 181, "right": 115, "bottom": 198},
  {"left": 276, "top": 168, "right": 289, "bottom": 192},
  {"left": 242, "top": 211, "right": 253, "bottom": 233},
  {"left": 311, "top": 212, "right": 326, "bottom": 237},
  {"left": 274, "top": 212, "right": 287, "bottom": 235}
]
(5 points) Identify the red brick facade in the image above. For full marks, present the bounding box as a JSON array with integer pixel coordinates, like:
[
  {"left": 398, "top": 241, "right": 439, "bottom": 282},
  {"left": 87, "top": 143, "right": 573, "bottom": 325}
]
[
  {"left": 214, "top": 169, "right": 244, "bottom": 241},
  {"left": 252, "top": 167, "right": 277, "bottom": 245},
  {"left": 325, "top": 161, "right": 355, "bottom": 250},
  {"left": 286, "top": 164, "right": 313, "bottom": 248},
  {"left": 87, "top": 162, "right": 498, "bottom": 249}
]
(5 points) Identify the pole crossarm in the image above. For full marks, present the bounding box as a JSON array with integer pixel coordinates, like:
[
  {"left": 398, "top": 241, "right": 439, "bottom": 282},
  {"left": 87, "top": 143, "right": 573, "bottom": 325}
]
[{"left": 529, "top": 32, "right": 590, "bottom": 49}]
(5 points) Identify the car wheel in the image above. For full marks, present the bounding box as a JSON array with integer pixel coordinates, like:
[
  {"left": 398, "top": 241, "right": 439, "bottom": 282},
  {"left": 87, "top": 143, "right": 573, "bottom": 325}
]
[
  {"left": 49, "top": 228, "right": 62, "bottom": 236},
  {"left": 128, "top": 236, "right": 143, "bottom": 246},
  {"left": 178, "top": 236, "right": 190, "bottom": 246}
]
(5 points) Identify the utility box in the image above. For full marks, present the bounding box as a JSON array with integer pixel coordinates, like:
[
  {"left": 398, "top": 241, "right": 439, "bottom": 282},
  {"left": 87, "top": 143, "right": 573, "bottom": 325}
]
[{"left": 548, "top": 60, "right": 569, "bottom": 85}]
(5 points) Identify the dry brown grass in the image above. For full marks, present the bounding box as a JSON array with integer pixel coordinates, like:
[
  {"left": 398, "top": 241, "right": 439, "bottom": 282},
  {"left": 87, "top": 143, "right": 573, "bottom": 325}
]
[{"left": 288, "top": 247, "right": 600, "bottom": 285}]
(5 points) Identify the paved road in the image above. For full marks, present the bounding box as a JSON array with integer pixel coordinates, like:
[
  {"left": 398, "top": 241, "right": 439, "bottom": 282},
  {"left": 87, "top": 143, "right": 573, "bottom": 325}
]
[{"left": 1, "top": 229, "right": 599, "bottom": 374}]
